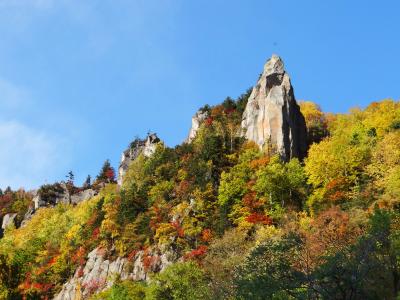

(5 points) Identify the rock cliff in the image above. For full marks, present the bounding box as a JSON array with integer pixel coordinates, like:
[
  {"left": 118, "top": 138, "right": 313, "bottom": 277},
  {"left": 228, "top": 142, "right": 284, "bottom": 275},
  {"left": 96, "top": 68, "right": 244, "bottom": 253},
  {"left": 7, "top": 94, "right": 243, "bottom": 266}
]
[
  {"left": 53, "top": 247, "right": 177, "bottom": 300},
  {"left": 1, "top": 213, "right": 17, "bottom": 230},
  {"left": 241, "top": 54, "right": 307, "bottom": 160},
  {"left": 117, "top": 133, "right": 161, "bottom": 186},
  {"left": 186, "top": 109, "right": 208, "bottom": 143},
  {"left": 33, "top": 183, "right": 97, "bottom": 209}
]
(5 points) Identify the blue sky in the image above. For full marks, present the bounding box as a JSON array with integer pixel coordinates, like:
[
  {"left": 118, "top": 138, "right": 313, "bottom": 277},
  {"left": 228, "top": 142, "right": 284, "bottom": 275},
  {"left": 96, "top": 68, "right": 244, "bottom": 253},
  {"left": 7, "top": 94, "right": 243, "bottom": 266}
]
[{"left": 0, "top": 0, "right": 399, "bottom": 190}]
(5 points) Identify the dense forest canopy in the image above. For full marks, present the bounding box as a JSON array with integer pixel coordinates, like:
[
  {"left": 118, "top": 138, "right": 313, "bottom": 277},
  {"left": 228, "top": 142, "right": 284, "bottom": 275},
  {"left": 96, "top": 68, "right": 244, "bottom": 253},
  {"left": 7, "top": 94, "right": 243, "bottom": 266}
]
[{"left": 1, "top": 97, "right": 400, "bottom": 299}]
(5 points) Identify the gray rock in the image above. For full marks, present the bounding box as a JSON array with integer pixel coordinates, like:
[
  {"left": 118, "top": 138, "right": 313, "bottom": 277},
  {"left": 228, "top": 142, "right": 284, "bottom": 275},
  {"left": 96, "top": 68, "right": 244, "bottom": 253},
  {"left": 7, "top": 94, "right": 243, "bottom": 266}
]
[
  {"left": 186, "top": 109, "right": 208, "bottom": 143},
  {"left": 25, "top": 186, "right": 96, "bottom": 229},
  {"left": 34, "top": 182, "right": 70, "bottom": 210},
  {"left": 53, "top": 247, "right": 177, "bottom": 300},
  {"left": 241, "top": 54, "right": 307, "bottom": 161},
  {"left": 33, "top": 195, "right": 46, "bottom": 210},
  {"left": 1, "top": 213, "right": 17, "bottom": 230},
  {"left": 20, "top": 207, "right": 35, "bottom": 228},
  {"left": 70, "top": 189, "right": 97, "bottom": 205},
  {"left": 117, "top": 133, "right": 161, "bottom": 186}
]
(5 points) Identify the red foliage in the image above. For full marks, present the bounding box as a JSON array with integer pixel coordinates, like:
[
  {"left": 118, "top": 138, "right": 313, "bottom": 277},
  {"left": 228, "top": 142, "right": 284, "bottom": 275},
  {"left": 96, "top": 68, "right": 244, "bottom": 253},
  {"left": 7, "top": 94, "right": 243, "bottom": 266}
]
[
  {"left": 72, "top": 246, "right": 86, "bottom": 266},
  {"left": 82, "top": 278, "right": 106, "bottom": 295},
  {"left": 105, "top": 168, "right": 115, "bottom": 181},
  {"left": 127, "top": 249, "right": 139, "bottom": 261},
  {"left": 0, "top": 193, "right": 13, "bottom": 216},
  {"left": 184, "top": 245, "right": 208, "bottom": 261},
  {"left": 245, "top": 212, "right": 273, "bottom": 225},
  {"left": 143, "top": 254, "right": 159, "bottom": 271},
  {"left": 171, "top": 221, "right": 185, "bottom": 237},
  {"left": 91, "top": 227, "right": 100, "bottom": 239},
  {"left": 224, "top": 107, "right": 236, "bottom": 115},
  {"left": 205, "top": 117, "right": 214, "bottom": 126},
  {"left": 77, "top": 266, "right": 84, "bottom": 277},
  {"left": 19, "top": 272, "right": 53, "bottom": 296},
  {"left": 32, "top": 282, "right": 53, "bottom": 292}
]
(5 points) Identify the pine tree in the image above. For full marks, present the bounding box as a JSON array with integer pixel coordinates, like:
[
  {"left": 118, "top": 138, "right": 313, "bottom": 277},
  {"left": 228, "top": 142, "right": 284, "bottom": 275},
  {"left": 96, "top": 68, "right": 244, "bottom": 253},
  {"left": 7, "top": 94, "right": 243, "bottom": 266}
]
[
  {"left": 66, "top": 171, "right": 74, "bottom": 186},
  {"left": 83, "top": 175, "right": 91, "bottom": 188},
  {"left": 96, "top": 159, "right": 116, "bottom": 183}
]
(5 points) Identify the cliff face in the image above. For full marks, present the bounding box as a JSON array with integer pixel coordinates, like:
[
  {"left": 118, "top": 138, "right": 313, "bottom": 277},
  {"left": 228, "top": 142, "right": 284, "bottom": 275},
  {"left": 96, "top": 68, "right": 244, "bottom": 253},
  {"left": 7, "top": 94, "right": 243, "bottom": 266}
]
[
  {"left": 186, "top": 109, "right": 208, "bottom": 143},
  {"left": 53, "top": 247, "right": 178, "bottom": 300},
  {"left": 117, "top": 133, "right": 160, "bottom": 186},
  {"left": 241, "top": 54, "right": 307, "bottom": 161}
]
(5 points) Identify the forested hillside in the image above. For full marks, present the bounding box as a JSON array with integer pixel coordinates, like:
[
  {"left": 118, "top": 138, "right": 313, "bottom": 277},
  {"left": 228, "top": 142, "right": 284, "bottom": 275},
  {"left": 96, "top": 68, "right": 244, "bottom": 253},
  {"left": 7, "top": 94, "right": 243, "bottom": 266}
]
[{"left": 1, "top": 58, "right": 400, "bottom": 299}]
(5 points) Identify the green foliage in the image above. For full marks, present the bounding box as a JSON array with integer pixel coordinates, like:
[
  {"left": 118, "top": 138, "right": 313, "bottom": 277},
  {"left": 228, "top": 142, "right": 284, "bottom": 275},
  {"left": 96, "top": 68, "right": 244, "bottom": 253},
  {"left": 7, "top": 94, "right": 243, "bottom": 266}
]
[
  {"left": 38, "top": 183, "right": 65, "bottom": 205},
  {"left": 234, "top": 233, "right": 306, "bottom": 300},
  {"left": 299, "top": 100, "right": 329, "bottom": 145},
  {"left": 255, "top": 156, "right": 307, "bottom": 208},
  {"left": 0, "top": 189, "right": 106, "bottom": 298},
  {"left": 203, "top": 228, "right": 252, "bottom": 299},
  {"left": 146, "top": 262, "right": 211, "bottom": 300},
  {"left": 90, "top": 281, "right": 147, "bottom": 300}
]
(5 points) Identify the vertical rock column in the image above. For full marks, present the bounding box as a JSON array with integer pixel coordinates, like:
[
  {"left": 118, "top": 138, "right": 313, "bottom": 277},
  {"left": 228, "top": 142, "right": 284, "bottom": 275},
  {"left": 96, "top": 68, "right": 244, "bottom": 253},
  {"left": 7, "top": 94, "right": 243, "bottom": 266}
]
[{"left": 241, "top": 54, "right": 307, "bottom": 160}]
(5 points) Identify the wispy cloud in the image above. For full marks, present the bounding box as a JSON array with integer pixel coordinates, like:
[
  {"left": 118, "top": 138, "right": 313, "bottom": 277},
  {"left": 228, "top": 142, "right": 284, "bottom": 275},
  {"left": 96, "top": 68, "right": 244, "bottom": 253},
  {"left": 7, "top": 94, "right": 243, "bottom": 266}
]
[
  {"left": 0, "top": 120, "right": 68, "bottom": 190},
  {"left": 0, "top": 77, "right": 72, "bottom": 190}
]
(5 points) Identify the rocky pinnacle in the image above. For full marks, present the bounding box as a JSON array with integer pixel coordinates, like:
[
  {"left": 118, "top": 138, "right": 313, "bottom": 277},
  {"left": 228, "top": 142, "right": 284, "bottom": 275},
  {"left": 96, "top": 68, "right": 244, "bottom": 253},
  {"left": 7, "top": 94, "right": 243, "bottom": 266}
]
[{"left": 241, "top": 54, "right": 307, "bottom": 160}]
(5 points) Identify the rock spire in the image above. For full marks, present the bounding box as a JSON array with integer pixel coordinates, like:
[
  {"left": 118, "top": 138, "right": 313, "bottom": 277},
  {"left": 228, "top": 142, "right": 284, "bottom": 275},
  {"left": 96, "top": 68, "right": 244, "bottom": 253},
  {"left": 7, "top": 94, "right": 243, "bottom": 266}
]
[{"left": 241, "top": 54, "right": 307, "bottom": 160}]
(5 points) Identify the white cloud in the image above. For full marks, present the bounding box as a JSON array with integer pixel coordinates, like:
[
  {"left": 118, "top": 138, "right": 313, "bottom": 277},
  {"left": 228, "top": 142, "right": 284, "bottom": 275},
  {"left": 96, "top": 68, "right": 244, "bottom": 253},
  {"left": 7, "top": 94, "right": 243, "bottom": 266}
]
[{"left": 0, "top": 120, "right": 68, "bottom": 190}]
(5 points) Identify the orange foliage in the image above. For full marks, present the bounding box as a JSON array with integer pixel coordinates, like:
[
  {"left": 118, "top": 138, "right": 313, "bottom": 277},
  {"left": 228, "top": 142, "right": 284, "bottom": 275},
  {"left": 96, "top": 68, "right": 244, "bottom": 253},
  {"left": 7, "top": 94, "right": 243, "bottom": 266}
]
[
  {"left": 325, "top": 177, "right": 349, "bottom": 202},
  {"left": 242, "top": 191, "right": 263, "bottom": 210},
  {"left": 201, "top": 229, "right": 212, "bottom": 242},
  {"left": 72, "top": 246, "right": 87, "bottom": 266},
  {"left": 245, "top": 213, "right": 272, "bottom": 225},
  {"left": 211, "top": 105, "right": 224, "bottom": 118},
  {"left": 150, "top": 206, "right": 163, "bottom": 231},
  {"left": 250, "top": 156, "right": 270, "bottom": 169},
  {"left": 175, "top": 180, "right": 191, "bottom": 200},
  {"left": 303, "top": 206, "right": 364, "bottom": 269}
]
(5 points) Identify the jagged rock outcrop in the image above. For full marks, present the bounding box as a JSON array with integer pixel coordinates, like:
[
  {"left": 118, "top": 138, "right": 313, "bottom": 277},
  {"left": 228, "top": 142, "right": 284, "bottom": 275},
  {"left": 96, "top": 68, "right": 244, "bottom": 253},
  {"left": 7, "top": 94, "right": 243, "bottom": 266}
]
[
  {"left": 241, "top": 54, "right": 307, "bottom": 161},
  {"left": 1, "top": 213, "right": 17, "bottom": 230},
  {"left": 186, "top": 109, "right": 208, "bottom": 143},
  {"left": 54, "top": 247, "right": 177, "bottom": 300},
  {"left": 33, "top": 183, "right": 70, "bottom": 209},
  {"left": 20, "top": 207, "right": 35, "bottom": 228},
  {"left": 117, "top": 133, "right": 161, "bottom": 186},
  {"left": 70, "top": 189, "right": 97, "bottom": 205},
  {"left": 33, "top": 183, "right": 97, "bottom": 210}
]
